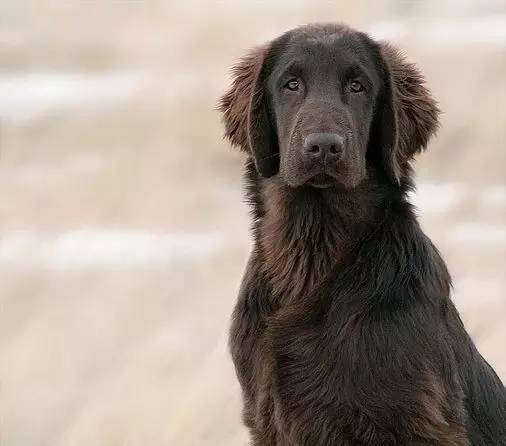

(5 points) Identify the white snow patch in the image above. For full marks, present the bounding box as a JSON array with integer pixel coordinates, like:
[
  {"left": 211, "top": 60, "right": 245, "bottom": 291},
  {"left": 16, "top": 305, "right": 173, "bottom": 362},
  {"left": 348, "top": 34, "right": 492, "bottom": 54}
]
[
  {"left": 0, "top": 229, "right": 223, "bottom": 270},
  {"left": 369, "top": 16, "right": 506, "bottom": 45},
  {"left": 0, "top": 72, "right": 146, "bottom": 122},
  {"left": 450, "top": 223, "right": 506, "bottom": 245},
  {"left": 481, "top": 185, "right": 506, "bottom": 209},
  {"left": 410, "top": 182, "right": 463, "bottom": 213}
]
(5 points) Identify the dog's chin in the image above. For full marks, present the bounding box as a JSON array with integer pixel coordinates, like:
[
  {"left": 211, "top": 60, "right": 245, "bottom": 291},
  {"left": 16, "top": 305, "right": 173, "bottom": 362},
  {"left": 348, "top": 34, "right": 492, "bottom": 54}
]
[
  {"left": 280, "top": 166, "right": 360, "bottom": 190},
  {"left": 283, "top": 172, "right": 342, "bottom": 189},
  {"left": 306, "top": 173, "right": 335, "bottom": 189},
  {"left": 302, "top": 173, "right": 361, "bottom": 191}
]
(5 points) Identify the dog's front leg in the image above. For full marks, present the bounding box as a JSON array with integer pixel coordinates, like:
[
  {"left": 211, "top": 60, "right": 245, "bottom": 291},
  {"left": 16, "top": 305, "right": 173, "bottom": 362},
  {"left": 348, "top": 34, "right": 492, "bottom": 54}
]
[{"left": 229, "top": 253, "right": 280, "bottom": 442}]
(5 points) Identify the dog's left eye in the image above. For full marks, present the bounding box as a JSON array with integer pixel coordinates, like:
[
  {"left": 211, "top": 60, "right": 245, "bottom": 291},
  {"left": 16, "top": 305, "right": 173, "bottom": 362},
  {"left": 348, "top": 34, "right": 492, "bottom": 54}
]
[
  {"left": 284, "top": 79, "right": 300, "bottom": 91},
  {"left": 350, "top": 80, "right": 364, "bottom": 93}
]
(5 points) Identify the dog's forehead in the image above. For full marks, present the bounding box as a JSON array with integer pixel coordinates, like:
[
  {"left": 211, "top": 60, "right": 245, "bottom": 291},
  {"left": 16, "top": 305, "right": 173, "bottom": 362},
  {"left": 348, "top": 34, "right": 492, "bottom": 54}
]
[
  {"left": 291, "top": 23, "right": 353, "bottom": 45},
  {"left": 277, "top": 26, "right": 375, "bottom": 71}
]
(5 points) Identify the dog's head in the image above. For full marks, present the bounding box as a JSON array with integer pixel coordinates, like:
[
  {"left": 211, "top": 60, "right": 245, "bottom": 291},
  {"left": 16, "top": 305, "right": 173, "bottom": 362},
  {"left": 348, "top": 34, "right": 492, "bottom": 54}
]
[{"left": 219, "top": 24, "right": 440, "bottom": 189}]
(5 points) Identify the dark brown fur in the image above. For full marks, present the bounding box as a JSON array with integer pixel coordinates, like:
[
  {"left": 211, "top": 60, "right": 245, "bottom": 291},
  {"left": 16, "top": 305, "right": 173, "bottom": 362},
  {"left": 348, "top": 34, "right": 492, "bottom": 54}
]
[{"left": 219, "top": 24, "right": 506, "bottom": 445}]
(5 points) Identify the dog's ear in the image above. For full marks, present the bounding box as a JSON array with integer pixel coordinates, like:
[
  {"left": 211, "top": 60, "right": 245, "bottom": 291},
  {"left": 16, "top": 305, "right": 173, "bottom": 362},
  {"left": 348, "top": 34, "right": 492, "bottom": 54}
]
[
  {"left": 378, "top": 43, "right": 440, "bottom": 184},
  {"left": 219, "top": 44, "right": 279, "bottom": 177}
]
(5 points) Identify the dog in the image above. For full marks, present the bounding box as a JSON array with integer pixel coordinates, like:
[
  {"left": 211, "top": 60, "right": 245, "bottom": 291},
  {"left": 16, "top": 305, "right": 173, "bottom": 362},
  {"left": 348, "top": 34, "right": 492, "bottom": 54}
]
[{"left": 219, "top": 23, "right": 506, "bottom": 445}]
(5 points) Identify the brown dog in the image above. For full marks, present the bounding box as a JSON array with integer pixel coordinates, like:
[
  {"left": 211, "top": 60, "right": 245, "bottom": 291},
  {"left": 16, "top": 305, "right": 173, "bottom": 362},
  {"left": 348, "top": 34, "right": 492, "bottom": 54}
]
[{"left": 220, "top": 24, "right": 506, "bottom": 445}]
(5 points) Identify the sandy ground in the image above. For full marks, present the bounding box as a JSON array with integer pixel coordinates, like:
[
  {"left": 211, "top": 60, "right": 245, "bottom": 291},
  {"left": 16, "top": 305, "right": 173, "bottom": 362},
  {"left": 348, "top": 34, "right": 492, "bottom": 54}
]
[{"left": 0, "top": 2, "right": 505, "bottom": 445}]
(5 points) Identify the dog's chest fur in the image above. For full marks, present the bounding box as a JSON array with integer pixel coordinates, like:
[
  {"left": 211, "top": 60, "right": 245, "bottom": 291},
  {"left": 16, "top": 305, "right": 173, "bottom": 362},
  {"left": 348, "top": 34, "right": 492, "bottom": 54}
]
[
  {"left": 234, "top": 177, "right": 380, "bottom": 442},
  {"left": 257, "top": 178, "right": 374, "bottom": 305}
]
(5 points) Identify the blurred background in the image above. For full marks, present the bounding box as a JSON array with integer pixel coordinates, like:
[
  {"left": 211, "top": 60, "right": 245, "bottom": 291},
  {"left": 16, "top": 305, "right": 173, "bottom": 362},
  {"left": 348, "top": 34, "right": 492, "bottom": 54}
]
[{"left": 0, "top": 1, "right": 504, "bottom": 445}]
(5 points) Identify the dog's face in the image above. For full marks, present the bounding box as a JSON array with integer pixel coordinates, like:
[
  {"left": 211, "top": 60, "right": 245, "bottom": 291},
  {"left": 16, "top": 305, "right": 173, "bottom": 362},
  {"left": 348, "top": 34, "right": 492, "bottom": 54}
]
[
  {"left": 220, "top": 24, "right": 440, "bottom": 189},
  {"left": 267, "top": 31, "right": 381, "bottom": 188}
]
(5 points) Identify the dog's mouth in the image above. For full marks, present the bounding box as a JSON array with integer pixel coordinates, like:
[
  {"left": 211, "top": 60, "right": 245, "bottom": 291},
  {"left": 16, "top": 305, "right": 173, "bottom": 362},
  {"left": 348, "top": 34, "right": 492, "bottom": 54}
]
[{"left": 306, "top": 173, "right": 335, "bottom": 189}]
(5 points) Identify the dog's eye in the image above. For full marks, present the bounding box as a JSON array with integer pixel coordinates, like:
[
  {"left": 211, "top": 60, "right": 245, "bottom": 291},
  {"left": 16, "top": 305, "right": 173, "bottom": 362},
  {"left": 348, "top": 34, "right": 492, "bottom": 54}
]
[
  {"left": 284, "top": 79, "right": 299, "bottom": 91},
  {"left": 350, "top": 80, "right": 364, "bottom": 93}
]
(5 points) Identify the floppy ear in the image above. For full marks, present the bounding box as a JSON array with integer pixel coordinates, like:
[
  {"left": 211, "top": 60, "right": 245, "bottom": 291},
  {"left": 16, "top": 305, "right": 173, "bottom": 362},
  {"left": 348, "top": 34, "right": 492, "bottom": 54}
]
[
  {"left": 219, "top": 44, "right": 279, "bottom": 177},
  {"left": 378, "top": 43, "right": 440, "bottom": 183}
]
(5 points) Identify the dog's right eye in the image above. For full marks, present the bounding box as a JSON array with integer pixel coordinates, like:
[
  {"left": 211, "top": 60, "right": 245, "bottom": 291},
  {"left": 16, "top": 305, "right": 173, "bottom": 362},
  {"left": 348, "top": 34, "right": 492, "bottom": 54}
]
[
  {"left": 284, "top": 79, "right": 299, "bottom": 91},
  {"left": 349, "top": 80, "right": 364, "bottom": 93}
]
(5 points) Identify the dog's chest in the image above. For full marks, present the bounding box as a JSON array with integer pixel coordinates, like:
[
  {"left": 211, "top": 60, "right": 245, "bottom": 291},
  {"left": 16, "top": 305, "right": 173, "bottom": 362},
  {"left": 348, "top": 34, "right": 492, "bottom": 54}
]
[
  {"left": 257, "top": 181, "right": 366, "bottom": 307},
  {"left": 259, "top": 220, "right": 344, "bottom": 307}
]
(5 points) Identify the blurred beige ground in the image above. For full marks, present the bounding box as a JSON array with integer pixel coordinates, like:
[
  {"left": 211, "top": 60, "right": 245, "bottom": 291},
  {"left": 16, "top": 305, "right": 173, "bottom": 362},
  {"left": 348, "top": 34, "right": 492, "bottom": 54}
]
[{"left": 0, "top": 2, "right": 505, "bottom": 445}]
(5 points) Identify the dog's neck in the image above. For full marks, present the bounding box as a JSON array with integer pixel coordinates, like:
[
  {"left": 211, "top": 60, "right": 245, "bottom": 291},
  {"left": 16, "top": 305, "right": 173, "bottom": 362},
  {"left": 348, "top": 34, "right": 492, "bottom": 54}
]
[{"left": 253, "top": 172, "right": 393, "bottom": 305}]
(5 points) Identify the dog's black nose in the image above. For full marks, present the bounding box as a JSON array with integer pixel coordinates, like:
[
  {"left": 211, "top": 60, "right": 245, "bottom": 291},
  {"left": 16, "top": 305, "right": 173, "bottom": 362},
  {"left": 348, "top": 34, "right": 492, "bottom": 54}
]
[{"left": 303, "top": 133, "right": 344, "bottom": 161}]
